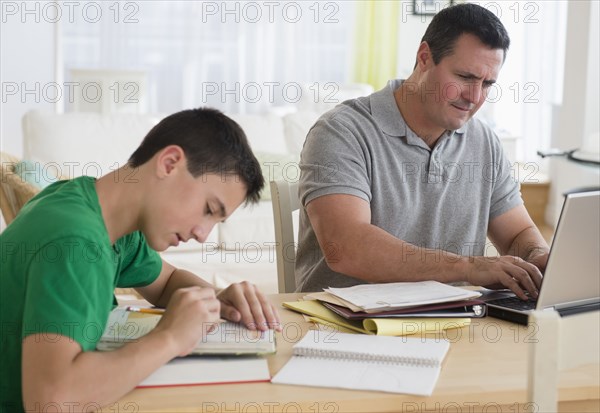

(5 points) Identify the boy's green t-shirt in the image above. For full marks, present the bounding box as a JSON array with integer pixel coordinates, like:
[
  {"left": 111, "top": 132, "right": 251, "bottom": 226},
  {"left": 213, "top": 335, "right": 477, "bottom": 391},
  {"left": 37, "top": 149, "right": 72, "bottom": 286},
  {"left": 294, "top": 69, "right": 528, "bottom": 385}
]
[{"left": 0, "top": 176, "right": 162, "bottom": 411}]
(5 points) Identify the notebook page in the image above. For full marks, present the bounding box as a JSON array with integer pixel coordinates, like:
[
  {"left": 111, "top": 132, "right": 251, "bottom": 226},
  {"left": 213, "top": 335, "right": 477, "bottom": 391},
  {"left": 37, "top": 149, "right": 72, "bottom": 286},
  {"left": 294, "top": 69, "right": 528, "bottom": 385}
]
[
  {"left": 272, "top": 356, "right": 441, "bottom": 396},
  {"left": 97, "top": 309, "right": 275, "bottom": 355},
  {"left": 195, "top": 322, "right": 276, "bottom": 355},
  {"left": 295, "top": 330, "right": 450, "bottom": 365},
  {"left": 272, "top": 331, "right": 449, "bottom": 395}
]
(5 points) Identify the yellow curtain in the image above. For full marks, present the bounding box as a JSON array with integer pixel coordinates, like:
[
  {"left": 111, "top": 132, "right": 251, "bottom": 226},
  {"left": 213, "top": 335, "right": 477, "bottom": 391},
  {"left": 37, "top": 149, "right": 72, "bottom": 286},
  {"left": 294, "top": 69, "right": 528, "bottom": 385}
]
[{"left": 353, "top": 1, "right": 399, "bottom": 91}]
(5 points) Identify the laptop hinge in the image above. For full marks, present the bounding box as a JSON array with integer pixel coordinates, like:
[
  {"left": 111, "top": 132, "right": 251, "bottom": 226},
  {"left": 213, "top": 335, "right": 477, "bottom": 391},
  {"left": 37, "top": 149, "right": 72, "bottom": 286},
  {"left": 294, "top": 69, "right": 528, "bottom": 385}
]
[
  {"left": 552, "top": 298, "right": 600, "bottom": 311},
  {"left": 543, "top": 300, "right": 600, "bottom": 317}
]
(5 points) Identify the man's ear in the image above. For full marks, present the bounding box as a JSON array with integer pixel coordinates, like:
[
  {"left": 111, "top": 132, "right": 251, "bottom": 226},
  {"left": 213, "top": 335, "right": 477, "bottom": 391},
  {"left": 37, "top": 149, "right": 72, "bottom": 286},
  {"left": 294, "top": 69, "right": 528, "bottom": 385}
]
[
  {"left": 156, "top": 145, "right": 186, "bottom": 178},
  {"left": 416, "top": 41, "right": 434, "bottom": 72}
]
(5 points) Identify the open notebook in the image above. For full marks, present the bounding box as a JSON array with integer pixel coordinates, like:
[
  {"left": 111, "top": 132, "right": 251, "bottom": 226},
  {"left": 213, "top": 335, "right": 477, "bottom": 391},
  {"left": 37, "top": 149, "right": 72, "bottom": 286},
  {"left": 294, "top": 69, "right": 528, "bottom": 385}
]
[
  {"left": 97, "top": 307, "right": 276, "bottom": 355},
  {"left": 97, "top": 308, "right": 274, "bottom": 387},
  {"left": 272, "top": 330, "right": 450, "bottom": 395}
]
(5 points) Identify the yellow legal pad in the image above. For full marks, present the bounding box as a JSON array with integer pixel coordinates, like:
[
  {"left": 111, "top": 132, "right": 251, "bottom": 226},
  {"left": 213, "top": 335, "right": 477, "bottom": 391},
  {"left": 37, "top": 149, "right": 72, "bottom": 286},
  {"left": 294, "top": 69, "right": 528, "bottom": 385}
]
[{"left": 282, "top": 300, "right": 471, "bottom": 336}]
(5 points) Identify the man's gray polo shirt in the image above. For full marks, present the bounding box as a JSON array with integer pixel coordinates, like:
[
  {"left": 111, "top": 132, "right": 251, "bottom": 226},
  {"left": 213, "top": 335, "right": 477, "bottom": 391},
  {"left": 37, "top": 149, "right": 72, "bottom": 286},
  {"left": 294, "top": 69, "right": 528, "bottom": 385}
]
[{"left": 295, "top": 79, "right": 522, "bottom": 292}]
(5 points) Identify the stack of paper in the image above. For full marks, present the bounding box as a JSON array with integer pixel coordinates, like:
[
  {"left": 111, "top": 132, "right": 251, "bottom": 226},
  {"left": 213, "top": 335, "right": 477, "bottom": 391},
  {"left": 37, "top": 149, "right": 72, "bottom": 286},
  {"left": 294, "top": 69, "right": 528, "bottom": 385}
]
[
  {"left": 283, "top": 281, "right": 484, "bottom": 336},
  {"left": 325, "top": 281, "right": 481, "bottom": 313},
  {"left": 283, "top": 300, "right": 472, "bottom": 336}
]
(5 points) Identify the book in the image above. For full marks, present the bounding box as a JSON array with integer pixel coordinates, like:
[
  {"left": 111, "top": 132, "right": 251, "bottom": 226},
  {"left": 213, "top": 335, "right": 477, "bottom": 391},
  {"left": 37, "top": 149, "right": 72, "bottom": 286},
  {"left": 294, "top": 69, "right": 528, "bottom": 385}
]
[
  {"left": 321, "top": 300, "right": 487, "bottom": 320},
  {"left": 282, "top": 300, "right": 471, "bottom": 336},
  {"left": 325, "top": 281, "right": 481, "bottom": 313},
  {"left": 97, "top": 307, "right": 276, "bottom": 356},
  {"left": 272, "top": 330, "right": 450, "bottom": 395},
  {"left": 138, "top": 357, "right": 271, "bottom": 388}
]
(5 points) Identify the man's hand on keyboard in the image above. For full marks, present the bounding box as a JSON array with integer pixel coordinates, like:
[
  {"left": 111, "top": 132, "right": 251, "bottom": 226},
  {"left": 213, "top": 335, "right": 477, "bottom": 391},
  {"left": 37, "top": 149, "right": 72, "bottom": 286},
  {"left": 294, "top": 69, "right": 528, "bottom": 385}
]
[
  {"left": 466, "top": 256, "right": 543, "bottom": 300},
  {"left": 524, "top": 249, "right": 550, "bottom": 273}
]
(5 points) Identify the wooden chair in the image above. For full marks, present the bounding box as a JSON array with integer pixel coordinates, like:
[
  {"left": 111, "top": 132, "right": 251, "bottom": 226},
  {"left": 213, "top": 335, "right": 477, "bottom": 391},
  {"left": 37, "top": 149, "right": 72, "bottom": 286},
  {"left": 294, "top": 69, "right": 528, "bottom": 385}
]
[
  {"left": 528, "top": 309, "right": 600, "bottom": 411},
  {"left": 270, "top": 180, "right": 300, "bottom": 293},
  {"left": 0, "top": 152, "right": 40, "bottom": 225}
]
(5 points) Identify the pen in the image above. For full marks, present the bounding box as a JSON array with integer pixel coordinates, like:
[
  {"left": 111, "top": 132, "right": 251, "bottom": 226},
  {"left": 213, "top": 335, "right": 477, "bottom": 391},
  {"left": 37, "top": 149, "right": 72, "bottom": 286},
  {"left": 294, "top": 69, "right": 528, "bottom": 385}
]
[{"left": 126, "top": 306, "right": 165, "bottom": 315}]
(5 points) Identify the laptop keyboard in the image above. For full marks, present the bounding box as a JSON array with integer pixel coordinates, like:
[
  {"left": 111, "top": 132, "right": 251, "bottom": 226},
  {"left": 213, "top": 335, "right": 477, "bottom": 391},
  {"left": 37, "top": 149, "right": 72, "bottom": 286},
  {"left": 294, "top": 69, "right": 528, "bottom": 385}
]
[{"left": 489, "top": 296, "right": 537, "bottom": 311}]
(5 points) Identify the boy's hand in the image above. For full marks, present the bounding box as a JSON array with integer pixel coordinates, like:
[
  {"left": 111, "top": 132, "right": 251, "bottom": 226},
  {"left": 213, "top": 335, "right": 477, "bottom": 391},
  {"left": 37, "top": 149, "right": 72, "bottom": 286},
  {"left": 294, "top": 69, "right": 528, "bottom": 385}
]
[
  {"left": 217, "top": 282, "right": 281, "bottom": 331},
  {"left": 154, "top": 286, "right": 221, "bottom": 357}
]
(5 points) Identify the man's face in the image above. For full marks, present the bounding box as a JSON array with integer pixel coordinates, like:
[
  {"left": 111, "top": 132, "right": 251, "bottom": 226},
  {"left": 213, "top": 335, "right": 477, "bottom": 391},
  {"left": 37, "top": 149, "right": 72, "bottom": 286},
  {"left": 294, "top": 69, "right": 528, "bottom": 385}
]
[
  {"left": 420, "top": 33, "right": 504, "bottom": 133},
  {"left": 142, "top": 168, "right": 247, "bottom": 252}
]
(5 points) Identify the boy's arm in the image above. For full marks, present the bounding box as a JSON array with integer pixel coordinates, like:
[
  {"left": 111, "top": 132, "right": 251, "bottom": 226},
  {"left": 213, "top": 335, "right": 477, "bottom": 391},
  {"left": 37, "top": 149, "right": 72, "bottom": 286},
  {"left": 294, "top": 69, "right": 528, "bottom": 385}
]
[
  {"left": 135, "top": 260, "right": 213, "bottom": 305},
  {"left": 22, "top": 287, "right": 219, "bottom": 409},
  {"left": 136, "top": 259, "right": 280, "bottom": 331}
]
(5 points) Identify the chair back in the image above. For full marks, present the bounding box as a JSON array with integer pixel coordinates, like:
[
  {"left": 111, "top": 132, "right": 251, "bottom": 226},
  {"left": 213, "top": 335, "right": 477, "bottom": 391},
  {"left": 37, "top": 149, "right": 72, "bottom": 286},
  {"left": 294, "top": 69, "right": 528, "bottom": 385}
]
[
  {"left": 0, "top": 152, "right": 40, "bottom": 225},
  {"left": 270, "top": 180, "right": 300, "bottom": 293}
]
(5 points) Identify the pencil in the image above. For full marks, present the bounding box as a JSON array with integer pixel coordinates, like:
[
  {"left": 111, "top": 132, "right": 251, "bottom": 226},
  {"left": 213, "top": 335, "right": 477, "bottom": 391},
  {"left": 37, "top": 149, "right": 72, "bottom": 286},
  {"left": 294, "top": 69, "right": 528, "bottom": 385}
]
[{"left": 126, "top": 306, "right": 165, "bottom": 315}]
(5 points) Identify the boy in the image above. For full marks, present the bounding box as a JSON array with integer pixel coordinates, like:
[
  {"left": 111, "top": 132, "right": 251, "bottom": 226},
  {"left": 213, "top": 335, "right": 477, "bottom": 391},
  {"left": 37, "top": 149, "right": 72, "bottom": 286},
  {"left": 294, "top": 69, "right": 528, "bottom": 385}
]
[{"left": 1, "top": 108, "right": 280, "bottom": 410}]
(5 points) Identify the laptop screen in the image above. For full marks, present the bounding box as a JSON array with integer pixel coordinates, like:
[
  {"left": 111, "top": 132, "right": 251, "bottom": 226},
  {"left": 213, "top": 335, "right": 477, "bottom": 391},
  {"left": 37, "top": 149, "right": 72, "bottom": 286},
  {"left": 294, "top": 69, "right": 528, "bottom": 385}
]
[{"left": 537, "top": 190, "right": 600, "bottom": 310}]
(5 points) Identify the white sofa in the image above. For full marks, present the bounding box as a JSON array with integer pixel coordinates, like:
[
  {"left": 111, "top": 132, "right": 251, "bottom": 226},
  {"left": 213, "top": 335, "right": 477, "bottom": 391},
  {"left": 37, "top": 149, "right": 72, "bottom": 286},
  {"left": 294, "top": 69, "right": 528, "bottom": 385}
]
[
  {"left": 20, "top": 84, "right": 375, "bottom": 292},
  {"left": 19, "top": 109, "right": 315, "bottom": 292}
]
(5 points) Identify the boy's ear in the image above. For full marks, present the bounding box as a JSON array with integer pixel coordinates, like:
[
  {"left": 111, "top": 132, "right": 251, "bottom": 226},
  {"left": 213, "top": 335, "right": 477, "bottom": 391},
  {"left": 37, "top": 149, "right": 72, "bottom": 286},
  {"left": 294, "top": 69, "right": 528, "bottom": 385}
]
[{"left": 156, "top": 145, "right": 185, "bottom": 178}]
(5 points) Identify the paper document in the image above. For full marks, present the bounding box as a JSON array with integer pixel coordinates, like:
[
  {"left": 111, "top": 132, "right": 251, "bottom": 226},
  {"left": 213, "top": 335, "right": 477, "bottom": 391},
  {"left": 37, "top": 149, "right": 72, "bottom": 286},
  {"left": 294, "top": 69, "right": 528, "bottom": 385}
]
[
  {"left": 326, "top": 281, "right": 481, "bottom": 312},
  {"left": 283, "top": 300, "right": 471, "bottom": 336},
  {"left": 321, "top": 300, "right": 486, "bottom": 319}
]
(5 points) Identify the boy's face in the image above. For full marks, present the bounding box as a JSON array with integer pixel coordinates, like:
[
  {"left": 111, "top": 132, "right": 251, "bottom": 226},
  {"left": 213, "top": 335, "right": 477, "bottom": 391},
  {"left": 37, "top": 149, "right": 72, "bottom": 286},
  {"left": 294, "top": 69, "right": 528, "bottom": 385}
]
[
  {"left": 142, "top": 156, "right": 247, "bottom": 251},
  {"left": 420, "top": 33, "right": 504, "bottom": 133}
]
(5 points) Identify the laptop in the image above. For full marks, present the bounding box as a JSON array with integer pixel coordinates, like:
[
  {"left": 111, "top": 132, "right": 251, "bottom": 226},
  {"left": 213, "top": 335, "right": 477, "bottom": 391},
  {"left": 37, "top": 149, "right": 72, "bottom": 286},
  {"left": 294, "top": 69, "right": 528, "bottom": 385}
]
[{"left": 485, "top": 189, "right": 600, "bottom": 325}]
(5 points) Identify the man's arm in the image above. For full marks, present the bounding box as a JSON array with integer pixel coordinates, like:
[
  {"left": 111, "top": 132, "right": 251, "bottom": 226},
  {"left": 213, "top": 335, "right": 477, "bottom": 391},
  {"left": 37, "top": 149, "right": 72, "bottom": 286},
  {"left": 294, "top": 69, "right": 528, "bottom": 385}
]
[
  {"left": 135, "top": 259, "right": 280, "bottom": 331},
  {"left": 487, "top": 204, "right": 550, "bottom": 271},
  {"left": 307, "top": 194, "right": 544, "bottom": 299},
  {"left": 22, "top": 287, "right": 219, "bottom": 409}
]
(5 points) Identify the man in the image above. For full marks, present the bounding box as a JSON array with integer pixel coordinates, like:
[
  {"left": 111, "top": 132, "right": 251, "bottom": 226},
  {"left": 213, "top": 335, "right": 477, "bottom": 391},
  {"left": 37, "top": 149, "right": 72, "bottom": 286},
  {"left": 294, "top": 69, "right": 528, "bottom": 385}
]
[
  {"left": 0, "top": 108, "right": 280, "bottom": 410},
  {"left": 296, "top": 3, "right": 549, "bottom": 295}
]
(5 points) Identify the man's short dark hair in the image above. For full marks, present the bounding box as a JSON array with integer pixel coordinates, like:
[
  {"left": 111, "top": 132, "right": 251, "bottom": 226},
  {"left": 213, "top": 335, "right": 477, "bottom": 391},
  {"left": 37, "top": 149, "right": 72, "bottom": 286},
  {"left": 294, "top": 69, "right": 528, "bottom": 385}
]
[
  {"left": 419, "top": 3, "right": 510, "bottom": 66},
  {"left": 128, "top": 108, "right": 264, "bottom": 205}
]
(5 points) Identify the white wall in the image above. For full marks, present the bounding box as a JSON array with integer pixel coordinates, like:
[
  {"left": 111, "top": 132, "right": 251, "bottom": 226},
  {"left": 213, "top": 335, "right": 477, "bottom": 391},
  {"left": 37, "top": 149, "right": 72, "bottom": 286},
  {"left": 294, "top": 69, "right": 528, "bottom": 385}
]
[
  {"left": 547, "top": 0, "right": 600, "bottom": 226},
  {"left": 1, "top": 5, "right": 56, "bottom": 158},
  {"left": 583, "top": 0, "right": 600, "bottom": 144},
  {"left": 396, "top": 1, "right": 434, "bottom": 79},
  {"left": 2, "top": 1, "right": 598, "bottom": 220}
]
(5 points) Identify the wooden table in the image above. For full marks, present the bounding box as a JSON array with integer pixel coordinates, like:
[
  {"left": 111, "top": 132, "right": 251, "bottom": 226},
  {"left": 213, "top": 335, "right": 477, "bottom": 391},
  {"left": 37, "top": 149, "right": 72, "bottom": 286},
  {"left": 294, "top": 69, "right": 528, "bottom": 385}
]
[{"left": 113, "top": 294, "right": 599, "bottom": 412}]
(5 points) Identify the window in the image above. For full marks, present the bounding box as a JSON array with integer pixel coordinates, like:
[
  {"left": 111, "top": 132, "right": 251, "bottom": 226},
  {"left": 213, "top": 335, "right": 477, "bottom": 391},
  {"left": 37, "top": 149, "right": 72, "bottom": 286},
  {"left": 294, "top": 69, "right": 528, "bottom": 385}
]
[
  {"left": 484, "top": 1, "right": 567, "bottom": 161},
  {"left": 61, "top": 1, "right": 357, "bottom": 114}
]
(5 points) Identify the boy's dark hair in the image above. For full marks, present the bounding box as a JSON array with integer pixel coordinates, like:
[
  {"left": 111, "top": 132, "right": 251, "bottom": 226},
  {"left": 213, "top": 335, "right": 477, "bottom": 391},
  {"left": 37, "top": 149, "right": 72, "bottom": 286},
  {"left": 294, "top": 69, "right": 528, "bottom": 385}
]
[
  {"left": 128, "top": 108, "right": 264, "bottom": 205},
  {"left": 418, "top": 3, "right": 510, "bottom": 66}
]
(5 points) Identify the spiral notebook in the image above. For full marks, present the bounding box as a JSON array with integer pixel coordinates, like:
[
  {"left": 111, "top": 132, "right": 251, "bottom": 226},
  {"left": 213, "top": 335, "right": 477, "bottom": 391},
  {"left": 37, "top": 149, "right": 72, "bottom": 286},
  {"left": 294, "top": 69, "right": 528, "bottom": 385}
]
[{"left": 272, "top": 330, "right": 450, "bottom": 395}]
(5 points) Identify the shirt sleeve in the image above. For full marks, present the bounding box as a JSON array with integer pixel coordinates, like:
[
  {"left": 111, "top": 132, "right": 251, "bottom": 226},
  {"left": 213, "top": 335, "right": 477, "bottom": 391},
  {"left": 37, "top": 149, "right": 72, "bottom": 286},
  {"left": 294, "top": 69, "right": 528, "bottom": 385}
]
[
  {"left": 299, "top": 117, "right": 372, "bottom": 207},
  {"left": 115, "top": 231, "right": 162, "bottom": 288}
]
